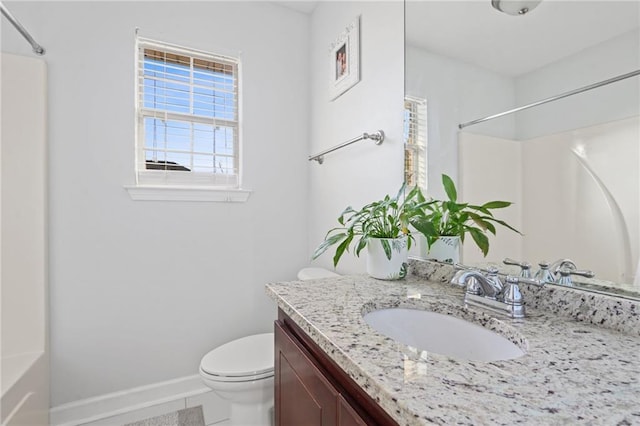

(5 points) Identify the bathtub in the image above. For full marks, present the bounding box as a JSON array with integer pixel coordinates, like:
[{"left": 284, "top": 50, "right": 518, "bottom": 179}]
[{"left": 2, "top": 352, "right": 49, "bottom": 425}]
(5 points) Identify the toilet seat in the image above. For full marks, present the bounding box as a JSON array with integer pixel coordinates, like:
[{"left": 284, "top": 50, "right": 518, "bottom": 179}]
[
  {"left": 200, "top": 367, "right": 273, "bottom": 383},
  {"left": 200, "top": 333, "right": 274, "bottom": 383}
]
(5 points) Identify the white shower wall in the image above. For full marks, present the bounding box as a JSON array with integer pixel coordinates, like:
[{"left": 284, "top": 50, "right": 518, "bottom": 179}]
[
  {"left": 460, "top": 115, "right": 639, "bottom": 284},
  {"left": 458, "top": 133, "right": 523, "bottom": 266},
  {"left": 1, "top": 52, "right": 49, "bottom": 426},
  {"left": 521, "top": 116, "right": 639, "bottom": 284}
]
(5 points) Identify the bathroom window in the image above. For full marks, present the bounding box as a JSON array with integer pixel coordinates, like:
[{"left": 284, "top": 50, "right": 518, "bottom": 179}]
[
  {"left": 135, "top": 38, "right": 241, "bottom": 190},
  {"left": 403, "top": 96, "right": 427, "bottom": 189}
]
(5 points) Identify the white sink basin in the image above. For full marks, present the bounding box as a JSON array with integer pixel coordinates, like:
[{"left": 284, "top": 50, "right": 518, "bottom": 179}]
[{"left": 363, "top": 308, "right": 525, "bottom": 361}]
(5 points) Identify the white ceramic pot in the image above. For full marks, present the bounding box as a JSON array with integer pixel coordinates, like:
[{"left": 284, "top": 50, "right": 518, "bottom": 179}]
[
  {"left": 366, "top": 236, "right": 409, "bottom": 280},
  {"left": 426, "top": 236, "right": 460, "bottom": 264}
]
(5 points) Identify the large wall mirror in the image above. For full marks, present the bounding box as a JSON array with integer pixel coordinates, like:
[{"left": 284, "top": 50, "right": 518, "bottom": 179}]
[{"left": 405, "top": 0, "right": 639, "bottom": 298}]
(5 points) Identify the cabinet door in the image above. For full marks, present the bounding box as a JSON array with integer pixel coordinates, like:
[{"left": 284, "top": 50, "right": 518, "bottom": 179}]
[
  {"left": 337, "top": 395, "right": 367, "bottom": 426},
  {"left": 275, "top": 310, "right": 399, "bottom": 426},
  {"left": 275, "top": 321, "right": 338, "bottom": 425}
]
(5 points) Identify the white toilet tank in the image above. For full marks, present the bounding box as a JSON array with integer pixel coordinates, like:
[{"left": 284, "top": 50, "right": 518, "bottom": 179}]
[{"left": 297, "top": 267, "right": 340, "bottom": 281}]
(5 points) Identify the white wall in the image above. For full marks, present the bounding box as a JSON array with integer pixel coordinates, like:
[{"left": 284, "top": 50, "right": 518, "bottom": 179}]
[
  {"left": 405, "top": 45, "right": 515, "bottom": 198},
  {"left": 515, "top": 29, "right": 640, "bottom": 140},
  {"left": 2, "top": 1, "right": 310, "bottom": 406},
  {"left": 308, "top": 2, "right": 405, "bottom": 274}
]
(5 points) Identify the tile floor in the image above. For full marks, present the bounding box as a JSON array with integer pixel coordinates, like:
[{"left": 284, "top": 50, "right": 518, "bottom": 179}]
[
  {"left": 124, "top": 406, "right": 205, "bottom": 426},
  {"left": 79, "top": 391, "right": 229, "bottom": 426}
]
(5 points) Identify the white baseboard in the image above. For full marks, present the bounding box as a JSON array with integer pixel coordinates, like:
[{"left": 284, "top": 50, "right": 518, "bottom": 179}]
[{"left": 50, "top": 375, "right": 210, "bottom": 426}]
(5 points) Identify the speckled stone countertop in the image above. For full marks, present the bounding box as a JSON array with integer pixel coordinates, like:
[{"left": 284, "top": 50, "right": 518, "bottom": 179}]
[{"left": 265, "top": 262, "right": 640, "bottom": 425}]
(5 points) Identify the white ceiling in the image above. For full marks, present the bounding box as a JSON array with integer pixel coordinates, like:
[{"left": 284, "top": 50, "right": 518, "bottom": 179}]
[{"left": 406, "top": 0, "right": 640, "bottom": 76}]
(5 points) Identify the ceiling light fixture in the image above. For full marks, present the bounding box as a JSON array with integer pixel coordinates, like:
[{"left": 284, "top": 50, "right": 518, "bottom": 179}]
[{"left": 491, "top": 0, "right": 542, "bottom": 16}]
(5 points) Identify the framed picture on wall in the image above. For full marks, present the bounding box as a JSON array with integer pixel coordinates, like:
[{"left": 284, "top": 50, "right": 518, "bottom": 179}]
[{"left": 329, "top": 16, "right": 360, "bottom": 101}]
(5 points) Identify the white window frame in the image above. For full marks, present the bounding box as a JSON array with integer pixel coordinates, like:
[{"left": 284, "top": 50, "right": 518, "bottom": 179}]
[
  {"left": 126, "top": 37, "right": 251, "bottom": 202},
  {"left": 404, "top": 96, "right": 427, "bottom": 190},
  {"left": 404, "top": 96, "right": 429, "bottom": 259}
]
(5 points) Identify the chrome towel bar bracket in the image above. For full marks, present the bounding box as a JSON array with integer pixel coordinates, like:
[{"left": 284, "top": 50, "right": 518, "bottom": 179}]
[{"left": 309, "top": 130, "right": 385, "bottom": 164}]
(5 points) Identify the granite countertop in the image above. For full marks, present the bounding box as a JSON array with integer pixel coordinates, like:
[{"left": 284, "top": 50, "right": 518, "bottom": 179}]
[{"left": 265, "top": 264, "right": 640, "bottom": 425}]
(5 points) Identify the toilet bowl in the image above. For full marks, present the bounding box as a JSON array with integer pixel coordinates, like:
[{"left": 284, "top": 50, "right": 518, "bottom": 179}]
[{"left": 199, "top": 333, "right": 274, "bottom": 426}]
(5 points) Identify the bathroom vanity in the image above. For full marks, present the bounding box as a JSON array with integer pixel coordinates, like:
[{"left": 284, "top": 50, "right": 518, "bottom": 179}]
[
  {"left": 275, "top": 313, "right": 396, "bottom": 425},
  {"left": 266, "top": 261, "right": 640, "bottom": 425}
]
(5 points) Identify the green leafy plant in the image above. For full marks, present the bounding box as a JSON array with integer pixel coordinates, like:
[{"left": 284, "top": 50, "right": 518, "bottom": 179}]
[
  {"left": 312, "top": 184, "right": 432, "bottom": 267},
  {"left": 416, "top": 174, "right": 522, "bottom": 256}
]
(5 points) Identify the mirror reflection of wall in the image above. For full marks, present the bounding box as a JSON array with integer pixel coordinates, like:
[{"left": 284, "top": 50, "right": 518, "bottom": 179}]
[{"left": 405, "top": 1, "right": 640, "bottom": 287}]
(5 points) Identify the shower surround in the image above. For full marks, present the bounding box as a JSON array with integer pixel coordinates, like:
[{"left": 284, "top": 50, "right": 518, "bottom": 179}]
[
  {"left": 1, "top": 52, "right": 49, "bottom": 425},
  {"left": 459, "top": 115, "right": 639, "bottom": 286}
]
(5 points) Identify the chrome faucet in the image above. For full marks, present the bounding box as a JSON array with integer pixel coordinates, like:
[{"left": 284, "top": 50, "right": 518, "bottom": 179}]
[
  {"left": 452, "top": 268, "right": 528, "bottom": 318},
  {"left": 453, "top": 268, "right": 502, "bottom": 298}
]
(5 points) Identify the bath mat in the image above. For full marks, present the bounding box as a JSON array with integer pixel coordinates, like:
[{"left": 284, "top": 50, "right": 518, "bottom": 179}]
[{"left": 124, "top": 405, "right": 205, "bottom": 426}]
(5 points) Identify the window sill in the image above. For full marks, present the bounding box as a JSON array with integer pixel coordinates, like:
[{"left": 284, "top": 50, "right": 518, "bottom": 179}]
[{"left": 124, "top": 185, "right": 252, "bottom": 202}]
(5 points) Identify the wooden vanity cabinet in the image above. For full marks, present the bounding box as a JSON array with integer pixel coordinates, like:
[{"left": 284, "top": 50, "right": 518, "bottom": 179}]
[{"left": 274, "top": 309, "right": 398, "bottom": 426}]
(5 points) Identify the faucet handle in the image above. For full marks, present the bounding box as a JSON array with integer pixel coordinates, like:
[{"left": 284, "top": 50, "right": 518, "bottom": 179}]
[
  {"left": 503, "top": 258, "right": 532, "bottom": 278},
  {"left": 502, "top": 276, "right": 523, "bottom": 305},
  {"left": 550, "top": 258, "right": 577, "bottom": 274},
  {"left": 454, "top": 263, "right": 472, "bottom": 271},
  {"left": 571, "top": 269, "right": 595, "bottom": 279},
  {"left": 519, "top": 276, "right": 546, "bottom": 287},
  {"left": 556, "top": 267, "right": 596, "bottom": 286}
]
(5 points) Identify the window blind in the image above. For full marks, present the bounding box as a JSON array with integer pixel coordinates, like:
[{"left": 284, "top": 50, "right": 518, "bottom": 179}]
[
  {"left": 136, "top": 38, "right": 240, "bottom": 187},
  {"left": 404, "top": 96, "right": 427, "bottom": 189}
]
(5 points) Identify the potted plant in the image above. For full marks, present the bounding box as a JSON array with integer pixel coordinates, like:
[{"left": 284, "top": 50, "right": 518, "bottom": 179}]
[
  {"left": 417, "top": 174, "right": 522, "bottom": 263},
  {"left": 311, "top": 184, "right": 431, "bottom": 280}
]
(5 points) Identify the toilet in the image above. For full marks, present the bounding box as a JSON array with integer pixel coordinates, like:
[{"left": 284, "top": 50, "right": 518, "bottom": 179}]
[
  {"left": 200, "top": 333, "right": 274, "bottom": 425},
  {"left": 199, "top": 267, "right": 338, "bottom": 425}
]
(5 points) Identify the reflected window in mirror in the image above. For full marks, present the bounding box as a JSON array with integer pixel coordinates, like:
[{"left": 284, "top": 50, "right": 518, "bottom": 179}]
[{"left": 403, "top": 96, "right": 427, "bottom": 189}]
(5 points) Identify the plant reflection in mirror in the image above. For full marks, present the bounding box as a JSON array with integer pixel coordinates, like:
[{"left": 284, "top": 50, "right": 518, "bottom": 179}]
[{"left": 416, "top": 174, "right": 522, "bottom": 256}]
